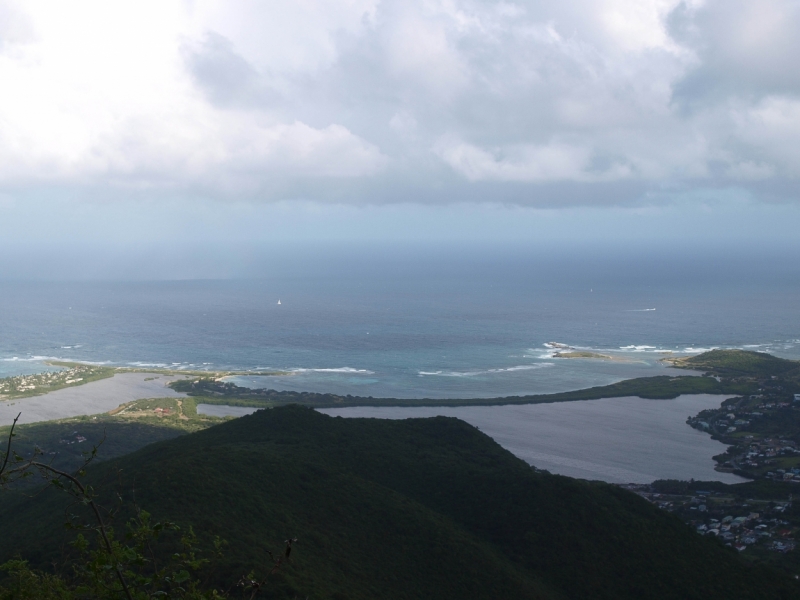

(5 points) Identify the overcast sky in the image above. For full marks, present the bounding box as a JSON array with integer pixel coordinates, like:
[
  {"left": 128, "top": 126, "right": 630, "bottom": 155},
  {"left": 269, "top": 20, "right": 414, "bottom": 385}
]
[{"left": 1, "top": 0, "right": 798, "bottom": 276}]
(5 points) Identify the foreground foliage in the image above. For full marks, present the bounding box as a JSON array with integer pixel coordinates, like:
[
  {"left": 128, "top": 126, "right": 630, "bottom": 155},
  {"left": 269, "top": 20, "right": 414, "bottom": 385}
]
[{"left": 0, "top": 415, "right": 292, "bottom": 599}]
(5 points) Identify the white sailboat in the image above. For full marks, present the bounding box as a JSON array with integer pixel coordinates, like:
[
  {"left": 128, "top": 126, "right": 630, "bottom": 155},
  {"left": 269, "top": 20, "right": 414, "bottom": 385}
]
[{"left": 277, "top": 299, "right": 281, "bottom": 305}]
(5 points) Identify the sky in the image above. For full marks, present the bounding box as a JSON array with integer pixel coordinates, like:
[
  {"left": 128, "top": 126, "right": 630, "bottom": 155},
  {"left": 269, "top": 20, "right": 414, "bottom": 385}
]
[{"left": 0, "top": 0, "right": 799, "bottom": 277}]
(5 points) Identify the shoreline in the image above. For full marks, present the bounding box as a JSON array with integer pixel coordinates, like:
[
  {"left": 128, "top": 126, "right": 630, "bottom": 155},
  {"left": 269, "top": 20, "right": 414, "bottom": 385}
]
[
  {"left": 0, "top": 372, "right": 188, "bottom": 426},
  {"left": 552, "top": 351, "right": 648, "bottom": 363},
  {"left": 315, "top": 395, "right": 746, "bottom": 485},
  {"left": 0, "top": 360, "right": 291, "bottom": 402},
  {"left": 47, "top": 360, "right": 291, "bottom": 378}
]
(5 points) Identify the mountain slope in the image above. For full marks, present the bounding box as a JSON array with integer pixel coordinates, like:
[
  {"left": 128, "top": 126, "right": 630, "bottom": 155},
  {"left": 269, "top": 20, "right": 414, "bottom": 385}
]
[{"left": 1, "top": 406, "right": 797, "bottom": 599}]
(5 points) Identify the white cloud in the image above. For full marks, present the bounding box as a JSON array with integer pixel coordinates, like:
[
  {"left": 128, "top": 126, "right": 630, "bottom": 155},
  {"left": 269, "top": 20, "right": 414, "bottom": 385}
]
[
  {"left": 85, "top": 117, "right": 388, "bottom": 190},
  {"left": 670, "top": 0, "right": 800, "bottom": 101},
  {"left": 436, "top": 139, "right": 594, "bottom": 182},
  {"left": 726, "top": 97, "right": 800, "bottom": 176},
  {"left": 0, "top": 0, "right": 798, "bottom": 205},
  {"left": 0, "top": 0, "right": 386, "bottom": 192}
]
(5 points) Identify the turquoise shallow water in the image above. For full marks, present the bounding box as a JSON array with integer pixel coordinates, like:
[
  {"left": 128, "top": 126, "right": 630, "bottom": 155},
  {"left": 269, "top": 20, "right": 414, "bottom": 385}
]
[{"left": 1, "top": 247, "right": 799, "bottom": 398}]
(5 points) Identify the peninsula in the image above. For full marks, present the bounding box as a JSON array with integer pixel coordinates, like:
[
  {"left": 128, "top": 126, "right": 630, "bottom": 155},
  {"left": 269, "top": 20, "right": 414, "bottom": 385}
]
[
  {"left": 0, "top": 361, "right": 288, "bottom": 401},
  {"left": 168, "top": 364, "right": 754, "bottom": 409}
]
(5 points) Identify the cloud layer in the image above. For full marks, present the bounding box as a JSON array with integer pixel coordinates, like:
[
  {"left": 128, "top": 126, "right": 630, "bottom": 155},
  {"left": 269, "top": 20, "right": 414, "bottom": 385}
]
[{"left": 0, "top": 0, "right": 798, "bottom": 206}]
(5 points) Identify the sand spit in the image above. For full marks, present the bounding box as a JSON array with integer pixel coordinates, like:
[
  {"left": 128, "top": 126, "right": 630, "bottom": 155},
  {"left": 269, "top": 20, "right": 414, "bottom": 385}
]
[{"left": 0, "top": 373, "right": 187, "bottom": 427}]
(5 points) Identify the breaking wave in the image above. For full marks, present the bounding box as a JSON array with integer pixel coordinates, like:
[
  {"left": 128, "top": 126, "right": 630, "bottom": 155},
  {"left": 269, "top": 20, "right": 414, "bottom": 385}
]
[
  {"left": 418, "top": 363, "right": 554, "bottom": 377},
  {"left": 289, "top": 367, "right": 375, "bottom": 375}
]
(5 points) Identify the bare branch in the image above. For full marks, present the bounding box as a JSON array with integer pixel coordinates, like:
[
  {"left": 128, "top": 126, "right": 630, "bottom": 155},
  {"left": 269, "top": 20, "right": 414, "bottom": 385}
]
[
  {"left": 30, "top": 460, "right": 134, "bottom": 600},
  {"left": 0, "top": 412, "right": 21, "bottom": 478}
]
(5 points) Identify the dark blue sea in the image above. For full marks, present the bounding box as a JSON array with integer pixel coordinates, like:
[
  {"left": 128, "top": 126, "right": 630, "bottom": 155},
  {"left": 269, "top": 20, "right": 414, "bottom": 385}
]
[{"left": 2, "top": 245, "right": 799, "bottom": 398}]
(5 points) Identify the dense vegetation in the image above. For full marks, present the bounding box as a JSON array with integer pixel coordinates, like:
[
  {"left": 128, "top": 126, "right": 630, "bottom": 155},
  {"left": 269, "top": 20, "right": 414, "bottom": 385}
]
[
  {"left": 0, "top": 396, "right": 224, "bottom": 477},
  {"left": 2, "top": 406, "right": 798, "bottom": 599},
  {"left": 0, "top": 419, "right": 185, "bottom": 476}
]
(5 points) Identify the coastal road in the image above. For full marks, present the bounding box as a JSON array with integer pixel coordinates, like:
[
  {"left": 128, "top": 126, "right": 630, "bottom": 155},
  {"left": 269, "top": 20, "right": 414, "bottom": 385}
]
[{"left": 0, "top": 373, "right": 187, "bottom": 426}]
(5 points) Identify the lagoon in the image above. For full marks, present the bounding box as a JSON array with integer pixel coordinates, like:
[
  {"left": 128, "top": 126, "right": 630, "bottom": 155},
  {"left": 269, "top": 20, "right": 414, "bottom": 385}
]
[
  {"left": 197, "top": 403, "right": 260, "bottom": 418},
  {"left": 0, "top": 373, "right": 187, "bottom": 426},
  {"left": 199, "top": 395, "right": 745, "bottom": 484},
  {"left": 314, "top": 394, "right": 746, "bottom": 484},
  {"left": 198, "top": 395, "right": 744, "bottom": 483}
]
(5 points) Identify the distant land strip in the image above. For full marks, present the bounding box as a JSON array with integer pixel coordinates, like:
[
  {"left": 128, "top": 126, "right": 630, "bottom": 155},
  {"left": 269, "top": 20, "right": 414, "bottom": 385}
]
[
  {"left": 173, "top": 374, "right": 756, "bottom": 410},
  {"left": 46, "top": 361, "right": 290, "bottom": 378},
  {"left": 170, "top": 349, "right": 800, "bottom": 409},
  {"left": 3, "top": 350, "right": 795, "bottom": 410},
  {"left": 0, "top": 361, "right": 290, "bottom": 401}
]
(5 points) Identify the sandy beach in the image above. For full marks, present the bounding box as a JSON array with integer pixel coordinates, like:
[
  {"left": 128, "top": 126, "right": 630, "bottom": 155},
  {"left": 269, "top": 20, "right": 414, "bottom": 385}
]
[{"left": 0, "top": 373, "right": 187, "bottom": 426}]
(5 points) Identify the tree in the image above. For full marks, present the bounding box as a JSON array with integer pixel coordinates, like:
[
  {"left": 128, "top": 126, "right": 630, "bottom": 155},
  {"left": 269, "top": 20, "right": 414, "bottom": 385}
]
[{"left": 0, "top": 413, "right": 296, "bottom": 600}]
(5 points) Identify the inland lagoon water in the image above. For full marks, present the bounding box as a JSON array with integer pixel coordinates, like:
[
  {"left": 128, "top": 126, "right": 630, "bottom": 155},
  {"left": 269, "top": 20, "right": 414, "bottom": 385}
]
[
  {"left": 0, "top": 374, "right": 187, "bottom": 426},
  {"left": 199, "top": 394, "right": 745, "bottom": 484}
]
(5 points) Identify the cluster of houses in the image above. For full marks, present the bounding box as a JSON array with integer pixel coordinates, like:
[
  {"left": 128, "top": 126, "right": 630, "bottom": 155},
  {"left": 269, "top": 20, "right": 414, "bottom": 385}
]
[
  {"left": 739, "top": 438, "right": 800, "bottom": 469},
  {"left": 0, "top": 365, "right": 97, "bottom": 396},
  {"left": 686, "top": 395, "right": 800, "bottom": 479},
  {"left": 622, "top": 484, "right": 797, "bottom": 554},
  {"left": 693, "top": 512, "right": 795, "bottom": 553},
  {"left": 58, "top": 431, "right": 88, "bottom": 445}
]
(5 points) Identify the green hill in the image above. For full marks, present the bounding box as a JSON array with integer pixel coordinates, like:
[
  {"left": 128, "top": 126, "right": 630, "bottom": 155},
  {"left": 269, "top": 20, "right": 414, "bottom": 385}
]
[
  {"left": 672, "top": 349, "right": 800, "bottom": 378},
  {"left": 1, "top": 406, "right": 797, "bottom": 599}
]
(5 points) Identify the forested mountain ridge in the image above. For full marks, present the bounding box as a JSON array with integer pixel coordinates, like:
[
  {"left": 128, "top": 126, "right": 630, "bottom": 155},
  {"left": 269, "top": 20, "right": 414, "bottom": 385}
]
[{"left": 1, "top": 405, "right": 797, "bottom": 599}]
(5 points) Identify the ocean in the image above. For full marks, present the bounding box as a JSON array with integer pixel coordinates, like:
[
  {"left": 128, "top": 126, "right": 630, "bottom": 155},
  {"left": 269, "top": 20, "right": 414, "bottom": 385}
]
[
  {"left": 1, "top": 245, "right": 799, "bottom": 398},
  {"left": 2, "top": 245, "right": 798, "bottom": 483}
]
